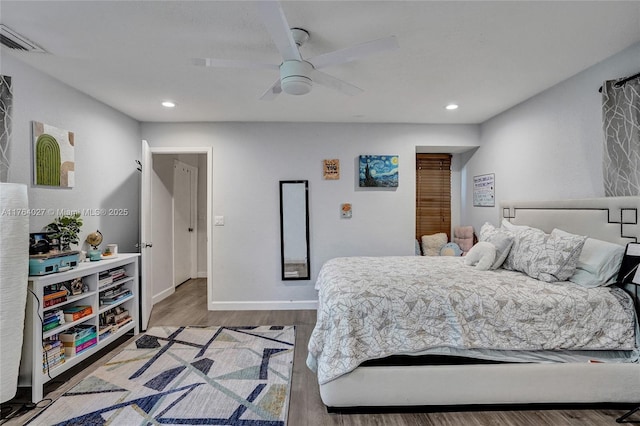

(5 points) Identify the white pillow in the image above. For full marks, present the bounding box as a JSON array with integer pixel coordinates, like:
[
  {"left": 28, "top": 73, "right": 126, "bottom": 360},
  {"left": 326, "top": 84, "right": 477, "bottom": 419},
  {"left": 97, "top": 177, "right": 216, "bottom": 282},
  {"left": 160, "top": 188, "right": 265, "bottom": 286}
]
[
  {"left": 464, "top": 242, "right": 496, "bottom": 271},
  {"left": 553, "top": 230, "right": 625, "bottom": 287},
  {"left": 501, "top": 218, "right": 531, "bottom": 233},
  {"left": 421, "top": 233, "right": 447, "bottom": 256},
  {"left": 479, "top": 222, "right": 515, "bottom": 269}
]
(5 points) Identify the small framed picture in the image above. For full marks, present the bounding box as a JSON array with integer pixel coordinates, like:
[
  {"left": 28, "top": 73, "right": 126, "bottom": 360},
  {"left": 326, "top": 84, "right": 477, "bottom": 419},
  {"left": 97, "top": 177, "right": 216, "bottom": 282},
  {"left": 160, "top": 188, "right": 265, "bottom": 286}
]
[
  {"left": 341, "top": 203, "right": 352, "bottom": 218},
  {"left": 323, "top": 159, "right": 340, "bottom": 180}
]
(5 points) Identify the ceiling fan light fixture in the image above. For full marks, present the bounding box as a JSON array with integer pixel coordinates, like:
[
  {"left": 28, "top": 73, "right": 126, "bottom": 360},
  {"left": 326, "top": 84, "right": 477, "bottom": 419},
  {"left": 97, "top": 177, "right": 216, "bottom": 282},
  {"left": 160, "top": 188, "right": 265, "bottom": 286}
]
[
  {"left": 280, "top": 60, "right": 313, "bottom": 95},
  {"left": 282, "top": 76, "right": 312, "bottom": 95}
]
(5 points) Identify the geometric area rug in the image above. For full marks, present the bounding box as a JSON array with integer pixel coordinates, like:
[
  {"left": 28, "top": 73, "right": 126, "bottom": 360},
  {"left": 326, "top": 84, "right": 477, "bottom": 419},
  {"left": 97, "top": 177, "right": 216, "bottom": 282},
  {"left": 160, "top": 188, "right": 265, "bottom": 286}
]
[{"left": 27, "top": 326, "right": 295, "bottom": 426}]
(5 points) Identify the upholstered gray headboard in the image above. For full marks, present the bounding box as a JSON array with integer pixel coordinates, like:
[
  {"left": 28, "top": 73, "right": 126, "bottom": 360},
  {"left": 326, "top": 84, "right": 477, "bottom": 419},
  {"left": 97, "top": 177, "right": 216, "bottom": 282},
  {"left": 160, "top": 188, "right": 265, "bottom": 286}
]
[{"left": 500, "top": 196, "right": 639, "bottom": 246}]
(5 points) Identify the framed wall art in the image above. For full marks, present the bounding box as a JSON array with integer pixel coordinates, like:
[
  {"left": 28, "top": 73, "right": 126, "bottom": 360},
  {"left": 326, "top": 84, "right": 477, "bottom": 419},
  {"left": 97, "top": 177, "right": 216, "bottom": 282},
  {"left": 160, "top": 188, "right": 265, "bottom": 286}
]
[
  {"left": 32, "top": 121, "right": 75, "bottom": 188},
  {"left": 473, "top": 173, "right": 495, "bottom": 207},
  {"left": 323, "top": 159, "right": 340, "bottom": 180},
  {"left": 359, "top": 155, "right": 398, "bottom": 187}
]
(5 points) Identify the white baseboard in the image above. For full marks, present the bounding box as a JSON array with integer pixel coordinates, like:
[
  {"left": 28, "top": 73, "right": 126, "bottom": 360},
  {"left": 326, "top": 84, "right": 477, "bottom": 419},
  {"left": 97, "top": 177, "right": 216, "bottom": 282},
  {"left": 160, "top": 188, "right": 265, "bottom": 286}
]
[
  {"left": 208, "top": 300, "right": 318, "bottom": 311},
  {"left": 152, "top": 287, "right": 175, "bottom": 305}
]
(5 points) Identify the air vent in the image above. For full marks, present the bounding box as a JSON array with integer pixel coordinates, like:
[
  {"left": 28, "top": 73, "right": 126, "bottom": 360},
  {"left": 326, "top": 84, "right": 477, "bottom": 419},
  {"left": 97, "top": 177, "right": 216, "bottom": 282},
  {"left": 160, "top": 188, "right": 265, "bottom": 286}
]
[{"left": 0, "top": 24, "right": 45, "bottom": 53}]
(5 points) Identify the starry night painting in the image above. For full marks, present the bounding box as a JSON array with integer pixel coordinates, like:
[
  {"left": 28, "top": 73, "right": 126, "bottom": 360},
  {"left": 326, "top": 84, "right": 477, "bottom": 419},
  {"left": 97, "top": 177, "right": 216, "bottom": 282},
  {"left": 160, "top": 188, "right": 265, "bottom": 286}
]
[{"left": 359, "top": 155, "right": 399, "bottom": 187}]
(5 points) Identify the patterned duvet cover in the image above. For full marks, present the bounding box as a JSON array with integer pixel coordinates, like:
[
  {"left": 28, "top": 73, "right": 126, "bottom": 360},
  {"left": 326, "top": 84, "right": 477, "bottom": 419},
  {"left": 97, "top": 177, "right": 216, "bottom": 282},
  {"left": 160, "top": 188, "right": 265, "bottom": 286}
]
[{"left": 307, "top": 256, "right": 638, "bottom": 384}]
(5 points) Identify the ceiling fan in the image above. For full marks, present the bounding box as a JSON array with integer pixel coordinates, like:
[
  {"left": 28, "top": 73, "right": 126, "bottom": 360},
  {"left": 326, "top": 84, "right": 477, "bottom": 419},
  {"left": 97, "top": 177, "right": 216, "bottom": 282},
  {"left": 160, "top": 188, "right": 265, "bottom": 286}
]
[{"left": 192, "top": 1, "right": 399, "bottom": 100}]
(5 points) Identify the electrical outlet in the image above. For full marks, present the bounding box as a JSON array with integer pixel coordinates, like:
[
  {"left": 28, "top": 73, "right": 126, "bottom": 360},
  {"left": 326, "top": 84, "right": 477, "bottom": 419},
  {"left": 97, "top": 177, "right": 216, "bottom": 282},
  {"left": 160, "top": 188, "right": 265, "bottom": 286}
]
[{"left": 214, "top": 216, "right": 225, "bottom": 226}]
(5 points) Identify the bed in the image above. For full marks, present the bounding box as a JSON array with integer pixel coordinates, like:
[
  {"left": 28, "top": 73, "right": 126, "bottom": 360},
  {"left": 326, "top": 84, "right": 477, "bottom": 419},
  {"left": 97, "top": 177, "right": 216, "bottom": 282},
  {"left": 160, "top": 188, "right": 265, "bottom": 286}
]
[{"left": 307, "top": 196, "right": 640, "bottom": 410}]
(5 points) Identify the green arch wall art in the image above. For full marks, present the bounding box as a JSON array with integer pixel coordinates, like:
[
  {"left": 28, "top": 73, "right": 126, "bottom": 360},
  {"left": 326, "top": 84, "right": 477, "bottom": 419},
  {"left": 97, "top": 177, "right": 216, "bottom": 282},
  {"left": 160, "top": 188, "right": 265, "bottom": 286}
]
[
  {"left": 32, "top": 121, "right": 75, "bottom": 187},
  {"left": 35, "top": 133, "right": 61, "bottom": 186}
]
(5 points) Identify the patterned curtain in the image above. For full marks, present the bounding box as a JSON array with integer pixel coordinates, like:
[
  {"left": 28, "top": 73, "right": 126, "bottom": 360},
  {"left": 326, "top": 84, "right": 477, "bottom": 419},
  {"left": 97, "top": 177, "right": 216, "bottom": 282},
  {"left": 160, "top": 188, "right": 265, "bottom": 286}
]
[{"left": 602, "top": 78, "right": 640, "bottom": 196}]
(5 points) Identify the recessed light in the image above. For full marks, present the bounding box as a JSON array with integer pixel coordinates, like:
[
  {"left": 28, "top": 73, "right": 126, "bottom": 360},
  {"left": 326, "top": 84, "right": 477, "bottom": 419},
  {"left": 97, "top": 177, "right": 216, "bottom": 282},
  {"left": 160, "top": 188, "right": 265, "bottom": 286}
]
[
  {"left": 445, "top": 104, "right": 459, "bottom": 110},
  {"left": 161, "top": 101, "right": 176, "bottom": 108}
]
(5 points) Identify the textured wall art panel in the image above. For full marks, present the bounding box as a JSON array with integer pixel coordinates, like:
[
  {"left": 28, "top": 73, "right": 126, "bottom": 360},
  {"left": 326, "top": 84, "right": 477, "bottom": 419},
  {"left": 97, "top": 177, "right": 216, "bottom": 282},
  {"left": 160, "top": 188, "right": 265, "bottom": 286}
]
[
  {"left": 0, "top": 76, "right": 12, "bottom": 183},
  {"left": 602, "top": 79, "right": 640, "bottom": 196},
  {"left": 32, "top": 121, "right": 75, "bottom": 187}
]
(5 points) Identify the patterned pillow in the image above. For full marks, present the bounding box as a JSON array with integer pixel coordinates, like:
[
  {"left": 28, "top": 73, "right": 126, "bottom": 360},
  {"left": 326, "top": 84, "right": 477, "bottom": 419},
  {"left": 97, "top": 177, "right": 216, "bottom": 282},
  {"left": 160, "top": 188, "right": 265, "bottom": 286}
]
[
  {"left": 479, "top": 222, "right": 515, "bottom": 269},
  {"left": 506, "top": 227, "right": 587, "bottom": 282}
]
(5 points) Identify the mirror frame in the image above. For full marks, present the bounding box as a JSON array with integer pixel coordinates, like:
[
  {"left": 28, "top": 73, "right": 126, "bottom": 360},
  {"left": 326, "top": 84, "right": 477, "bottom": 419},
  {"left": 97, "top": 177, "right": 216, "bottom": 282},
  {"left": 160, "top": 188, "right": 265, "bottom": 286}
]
[{"left": 279, "top": 180, "right": 311, "bottom": 281}]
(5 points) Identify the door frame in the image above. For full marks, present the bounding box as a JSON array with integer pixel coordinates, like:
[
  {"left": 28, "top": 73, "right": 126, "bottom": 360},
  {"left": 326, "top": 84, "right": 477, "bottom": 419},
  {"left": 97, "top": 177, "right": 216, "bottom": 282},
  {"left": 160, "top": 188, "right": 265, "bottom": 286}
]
[{"left": 144, "top": 145, "right": 213, "bottom": 321}]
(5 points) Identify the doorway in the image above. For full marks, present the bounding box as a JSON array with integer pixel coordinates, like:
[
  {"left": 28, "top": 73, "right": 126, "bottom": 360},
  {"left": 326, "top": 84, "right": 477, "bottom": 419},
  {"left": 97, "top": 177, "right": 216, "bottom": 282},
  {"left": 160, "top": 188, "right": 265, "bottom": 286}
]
[{"left": 140, "top": 143, "right": 212, "bottom": 330}]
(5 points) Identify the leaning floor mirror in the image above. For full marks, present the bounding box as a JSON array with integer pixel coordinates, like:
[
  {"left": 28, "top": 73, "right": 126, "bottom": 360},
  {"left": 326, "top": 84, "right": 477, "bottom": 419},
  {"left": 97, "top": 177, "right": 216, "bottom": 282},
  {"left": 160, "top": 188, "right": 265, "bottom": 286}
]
[{"left": 279, "top": 180, "right": 310, "bottom": 280}]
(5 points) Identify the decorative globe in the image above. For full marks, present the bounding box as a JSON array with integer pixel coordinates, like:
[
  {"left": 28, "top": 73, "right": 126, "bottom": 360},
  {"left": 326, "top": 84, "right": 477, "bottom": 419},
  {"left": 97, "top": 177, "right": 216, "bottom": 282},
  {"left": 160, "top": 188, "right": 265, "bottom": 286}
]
[{"left": 86, "top": 230, "right": 103, "bottom": 249}]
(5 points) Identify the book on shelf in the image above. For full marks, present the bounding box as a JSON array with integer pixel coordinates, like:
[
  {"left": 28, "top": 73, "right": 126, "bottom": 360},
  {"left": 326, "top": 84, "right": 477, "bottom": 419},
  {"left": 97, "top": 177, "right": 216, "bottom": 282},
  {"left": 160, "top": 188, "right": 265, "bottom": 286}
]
[
  {"left": 63, "top": 305, "right": 93, "bottom": 322},
  {"left": 43, "top": 345, "right": 64, "bottom": 358},
  {"left": 43, "top": 289, "right": 68, "bottom": 302},
  {"left": 62, "top": 331, "right": 97, "bottom": 349},
  {"left": 99, "top": 324, "right": 114, "bottom": 336},
  {"left": 98, "top": 270, "right": 113, "bottom": 286},
  {"left": 42, "top": 339, "right": 61, "bottom": 351},
  {"left": 109, "top": 268, "right": 127, "bottom": 281},
  {"left": 43, "top": 321, "right": 62, "bottom": 332},
  {"left": 59, "top": 324, "right": 96, "bottom": 343},
  {"left": 44, "top": 310, "right": 64, "bottom": 324},
  {"left": 42, "top": 358, "right": 65, "bottom": 372},
  {"left": 64, "top": 337, "right": 97, "bottom": 357},
  {"left": 43, "top": 349, "right": 65, "bottom": 364},
  {"left": 112, "top": 316, "right": 133, "bottom": 331},
  {"left": 44, "top": 296, "right": 67, "bottom": 307},
  {"left": 100, "top": 289, "right": 132, "bottom": 305}
]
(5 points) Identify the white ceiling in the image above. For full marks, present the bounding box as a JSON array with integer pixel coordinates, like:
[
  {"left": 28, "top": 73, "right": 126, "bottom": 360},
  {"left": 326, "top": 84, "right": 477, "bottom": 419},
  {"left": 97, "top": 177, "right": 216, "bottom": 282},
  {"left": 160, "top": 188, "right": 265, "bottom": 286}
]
[{"left": 1, "top": 1, "right": 639, "bottom": 124}]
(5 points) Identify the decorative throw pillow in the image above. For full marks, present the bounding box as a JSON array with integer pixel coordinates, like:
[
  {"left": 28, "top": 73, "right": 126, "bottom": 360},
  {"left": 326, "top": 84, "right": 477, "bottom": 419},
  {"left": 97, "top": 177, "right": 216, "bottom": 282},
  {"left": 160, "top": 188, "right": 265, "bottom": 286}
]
[
  {"left": 421, "top": 233, "right": 448, "bottom": 256},
  {"left": 506, "top": 227, "right": 587, "bottom": 282},
  {"left": 552, "top": 230, "right": 625, "bottom": 287},
  {"left": 453, "top": 226, "right": 474, "bottom": 254},
  {"left": 464, "top": 242, "right": 497, "bottom": 271},
  {"left": 479, "top": 222, "right": 515, "bottom": 269},
  {"left": 440, "top": 242, "right": 463, "bottom": 256}
]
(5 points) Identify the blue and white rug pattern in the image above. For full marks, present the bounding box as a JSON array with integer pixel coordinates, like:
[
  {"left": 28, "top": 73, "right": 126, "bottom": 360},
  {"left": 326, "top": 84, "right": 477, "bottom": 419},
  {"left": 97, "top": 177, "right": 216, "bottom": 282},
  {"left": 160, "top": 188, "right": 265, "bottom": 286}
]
[{"left": 28, "top": 325, "right": 295, "bottom": 425}]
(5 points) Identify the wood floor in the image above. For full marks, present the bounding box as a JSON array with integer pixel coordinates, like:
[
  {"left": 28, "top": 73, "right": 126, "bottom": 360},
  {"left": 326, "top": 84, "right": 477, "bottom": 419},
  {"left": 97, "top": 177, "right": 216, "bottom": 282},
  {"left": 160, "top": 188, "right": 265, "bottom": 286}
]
[{"left": 4, "top": 278, "right": 637, "bottom": 425}]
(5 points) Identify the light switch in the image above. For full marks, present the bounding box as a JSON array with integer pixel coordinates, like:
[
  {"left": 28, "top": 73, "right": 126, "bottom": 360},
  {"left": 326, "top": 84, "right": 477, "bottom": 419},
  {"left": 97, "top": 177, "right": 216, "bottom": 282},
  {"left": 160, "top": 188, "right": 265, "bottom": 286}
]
[{"left": 214, "top": 216, "right": 225, "bottom": 226}]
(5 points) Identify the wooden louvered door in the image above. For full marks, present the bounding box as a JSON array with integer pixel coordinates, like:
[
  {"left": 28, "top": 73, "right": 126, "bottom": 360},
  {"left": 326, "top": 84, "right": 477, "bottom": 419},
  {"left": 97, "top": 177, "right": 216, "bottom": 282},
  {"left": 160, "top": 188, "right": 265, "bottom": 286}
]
[{"left": 416, "top": 154, "right": 452, "bottom": 241}]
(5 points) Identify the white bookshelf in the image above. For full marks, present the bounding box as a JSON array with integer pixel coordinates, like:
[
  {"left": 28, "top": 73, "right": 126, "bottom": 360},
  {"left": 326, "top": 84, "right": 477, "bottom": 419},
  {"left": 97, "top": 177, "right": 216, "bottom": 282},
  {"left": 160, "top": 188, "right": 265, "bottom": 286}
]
[{"left": 19, "top": 253, "right": 140, "bottom": 403}]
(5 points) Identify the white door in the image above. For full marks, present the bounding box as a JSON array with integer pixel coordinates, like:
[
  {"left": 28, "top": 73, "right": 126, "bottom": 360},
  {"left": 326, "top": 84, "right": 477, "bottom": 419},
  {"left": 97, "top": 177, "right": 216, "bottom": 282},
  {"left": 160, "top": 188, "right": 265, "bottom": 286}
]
[
  {"left": 139, "top": 140, "right": 153, "bottom": 331},
  {"left": 173, "top": 160, "right": 197, "bottom": 286}
]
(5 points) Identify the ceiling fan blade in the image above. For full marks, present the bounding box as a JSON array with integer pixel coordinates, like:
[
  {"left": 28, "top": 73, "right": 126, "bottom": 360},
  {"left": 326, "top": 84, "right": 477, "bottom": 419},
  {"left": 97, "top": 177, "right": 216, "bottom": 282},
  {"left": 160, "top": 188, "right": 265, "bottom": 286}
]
[
  {"left": 192, "top": 58, "right": 279, "bottom": 71},
  {"left": 259, "top": 78, "right": 283, "bottom": 101},
  {"left": 311, "top": 70, "right": 363, "bottom": 96},
  {"left": 308, "top": 35, "right": 399, "bottom": 70},
  {"left": 256, "top": 1, "right": 302, "bottom": 62}
]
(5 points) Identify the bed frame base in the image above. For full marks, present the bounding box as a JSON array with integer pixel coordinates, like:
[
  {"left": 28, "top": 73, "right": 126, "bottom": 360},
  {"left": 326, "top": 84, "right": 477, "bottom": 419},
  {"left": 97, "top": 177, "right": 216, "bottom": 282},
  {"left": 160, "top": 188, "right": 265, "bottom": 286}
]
[{"left": 319, "top": 363, "right": 640, "bottom": 408}]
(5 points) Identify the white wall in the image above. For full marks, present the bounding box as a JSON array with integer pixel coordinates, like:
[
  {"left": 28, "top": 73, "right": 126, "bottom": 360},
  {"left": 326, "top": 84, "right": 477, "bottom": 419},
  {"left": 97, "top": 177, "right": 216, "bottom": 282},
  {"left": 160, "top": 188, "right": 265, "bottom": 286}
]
[
  {"left": 463, "top": 42, "right": 640, "bottom": 231},
  {"left": 141, "top": 122, "right": 479, "bottom": 307},
  {"left": 1, "top": 55, "right": 140, "bottom": 252}
]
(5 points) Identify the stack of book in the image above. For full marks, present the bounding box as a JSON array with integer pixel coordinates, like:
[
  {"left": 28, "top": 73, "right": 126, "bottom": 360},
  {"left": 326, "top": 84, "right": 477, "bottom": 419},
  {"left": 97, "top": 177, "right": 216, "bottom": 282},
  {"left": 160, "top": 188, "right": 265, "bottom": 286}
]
[
  {"left": 100, "top": 305, "right": 132, "bottom": 333},
  {"left": 108, "top": 268, "right": 127, "bottom": 282},
  {"left": 62, "top": 305, "right": 93, "bottom": 322},
  {"left": 43, "top": 286, "right": 68, "bottom": 308},
  {"left": 60, "top": 325, "right": 97, "bottom": 357},
  {"left": 99, "top": 285, "right": 132, "bottom": 306},
  {"left": 43, "top": 309, "right": 65, "bottom": 332},
  {"left": 98, "top": 270, "right": 113, "bottom": 288},
  {"left": 42, "top": 338, "right": 65, "bottom": 372}
]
